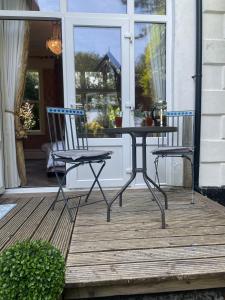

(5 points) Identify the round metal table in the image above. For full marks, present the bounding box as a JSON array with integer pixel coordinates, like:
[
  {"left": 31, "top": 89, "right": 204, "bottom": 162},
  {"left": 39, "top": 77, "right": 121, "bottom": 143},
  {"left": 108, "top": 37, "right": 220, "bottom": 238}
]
[{"left": 105, "top": 126, "right": 177, "bottom": 229}]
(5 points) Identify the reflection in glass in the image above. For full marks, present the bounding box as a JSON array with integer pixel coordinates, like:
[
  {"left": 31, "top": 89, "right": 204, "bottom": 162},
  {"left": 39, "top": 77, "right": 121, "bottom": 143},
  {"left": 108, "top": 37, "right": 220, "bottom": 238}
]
[
  {"left": 74, "top": 27, "right": 122, "bottom": 137},
  {"left": 68, "top": 0, "right": 127, "bottom": 13},
  {"left": 135, "top": 0, "right": 166, "bottom": 15},
  {"left": 135, "top": 23, "right": 166, "bottom": 114},
  {"left": 0, "top": 0, "right": 60, "bottom": 11}
]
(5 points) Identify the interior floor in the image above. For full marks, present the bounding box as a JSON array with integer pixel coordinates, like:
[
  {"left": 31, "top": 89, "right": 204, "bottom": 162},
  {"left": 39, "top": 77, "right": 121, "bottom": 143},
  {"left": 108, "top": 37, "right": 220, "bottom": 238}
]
[{"left": 25, "top": 159, "right": 58, "bottom": 187}]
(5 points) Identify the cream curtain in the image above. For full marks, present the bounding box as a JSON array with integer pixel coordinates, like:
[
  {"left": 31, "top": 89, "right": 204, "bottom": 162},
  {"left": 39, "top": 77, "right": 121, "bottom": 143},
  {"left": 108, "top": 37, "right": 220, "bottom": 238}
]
[{"left": 0, "top": 0, "right": 30, "bottom": 187}]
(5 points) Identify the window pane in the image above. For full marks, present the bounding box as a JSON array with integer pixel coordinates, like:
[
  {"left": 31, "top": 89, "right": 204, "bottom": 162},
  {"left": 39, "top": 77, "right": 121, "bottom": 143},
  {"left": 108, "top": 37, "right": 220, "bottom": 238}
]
[
  {"left": 135, "top": 23, "right": 166, "bottom": 113},
  {"left": 74, "top": 27, "right": 122, "bottom": 137},
  {"left": 0, "top": 0, "right": 60, "bottom": 11},
  {"left": 135, "top": 0, "right": 166, "bottom": 15},
  {"left": 68, "top": 0, "right": 127, "bottom": 13}
]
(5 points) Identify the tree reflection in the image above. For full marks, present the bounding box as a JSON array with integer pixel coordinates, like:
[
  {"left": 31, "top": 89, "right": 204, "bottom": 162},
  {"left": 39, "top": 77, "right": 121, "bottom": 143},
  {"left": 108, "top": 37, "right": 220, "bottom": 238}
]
[
  {"left": 74, "top": 52, "right": 121, "bottom": 133},
  {"left": 134, "top": 0, "right": 166, "bottom": 14},
  {"left": 135, "top": 24, "right": 166, "bottom": 111}
]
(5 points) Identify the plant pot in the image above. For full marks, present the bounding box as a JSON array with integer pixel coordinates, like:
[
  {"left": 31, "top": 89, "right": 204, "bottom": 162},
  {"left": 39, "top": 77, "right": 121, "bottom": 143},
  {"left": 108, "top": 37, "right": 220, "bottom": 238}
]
[
  {"left": 134, "top": 117, "right": 143, "bottom": 127},
  {"left": 145, "top": 116, "right": 153, "bottom": 126},
  {"left": 115, "top": 116, "right": 122, "bottom": 127}
]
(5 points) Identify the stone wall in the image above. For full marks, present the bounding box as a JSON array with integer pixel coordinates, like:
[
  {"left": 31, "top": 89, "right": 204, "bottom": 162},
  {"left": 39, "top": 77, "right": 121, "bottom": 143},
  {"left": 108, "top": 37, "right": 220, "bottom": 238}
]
[{"left": 200, "top": 0, "right": 225, "bottom": 187}]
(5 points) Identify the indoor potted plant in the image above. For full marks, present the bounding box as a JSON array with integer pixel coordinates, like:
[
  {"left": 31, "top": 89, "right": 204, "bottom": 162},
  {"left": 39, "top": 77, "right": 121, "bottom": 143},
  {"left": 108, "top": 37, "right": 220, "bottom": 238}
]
[
  {"left": 0, "top": 240, "right": 65, "bottom": 300},
  {"left": 134, "top": 106, "right": 144, "bottom": 127}
]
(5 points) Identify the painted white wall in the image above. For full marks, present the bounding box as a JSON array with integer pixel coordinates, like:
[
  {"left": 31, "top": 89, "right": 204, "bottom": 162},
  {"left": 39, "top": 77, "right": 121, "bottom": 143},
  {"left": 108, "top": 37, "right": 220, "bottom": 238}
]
[
  {"left": 168, "top": 0, "right": 196, "bottom": 186},
  {"left": 173, "top": 0, "right": 196, "bottom": 111},
  {"left": 199, "top": 0, "right": 225, "bottom": 187}
]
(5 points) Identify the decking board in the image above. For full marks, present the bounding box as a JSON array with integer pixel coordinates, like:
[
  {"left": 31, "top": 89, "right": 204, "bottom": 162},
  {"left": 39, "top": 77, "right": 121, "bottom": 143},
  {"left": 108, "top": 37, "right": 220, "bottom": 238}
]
[
  {"left": 2, "top": 189, "right": 225, "bottom": 299},
  {"left": 64, "top": 189, "right": 225, "bottom": 299},
  {"left": 0, "top": 195, "right": 72, "bottom": 257}
]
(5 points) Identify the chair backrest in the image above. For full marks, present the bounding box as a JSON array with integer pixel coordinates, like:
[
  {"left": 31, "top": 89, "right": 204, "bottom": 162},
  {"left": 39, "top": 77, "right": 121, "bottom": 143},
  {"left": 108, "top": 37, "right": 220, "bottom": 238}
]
[
  {"left": 46, "top": 107, "right": 88, "bottom": 152},
  {"left": 159, "top": 111, "right": 195, "bottom": 148}
]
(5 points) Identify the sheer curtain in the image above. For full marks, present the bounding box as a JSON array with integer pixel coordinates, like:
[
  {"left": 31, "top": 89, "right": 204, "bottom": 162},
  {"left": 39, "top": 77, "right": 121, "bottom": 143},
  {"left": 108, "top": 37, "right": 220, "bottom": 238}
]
[
  {"left": 0, "top": 0, "right": 30, "bottom": 187},
  {"left": 148, "top": 24, "right": 166, "bottom": 102}
]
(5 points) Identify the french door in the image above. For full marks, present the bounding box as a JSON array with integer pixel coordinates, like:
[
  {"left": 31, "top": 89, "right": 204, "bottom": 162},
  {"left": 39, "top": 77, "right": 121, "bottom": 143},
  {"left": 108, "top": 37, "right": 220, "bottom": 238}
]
[{"left": 64, "top": 17, "right": 132, "bottom": 188}]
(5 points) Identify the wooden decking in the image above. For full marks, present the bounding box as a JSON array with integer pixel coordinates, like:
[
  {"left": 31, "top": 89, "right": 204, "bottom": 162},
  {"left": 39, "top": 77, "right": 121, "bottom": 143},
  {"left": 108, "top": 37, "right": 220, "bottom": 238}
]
[{"left": 2, "top": 189, "right": 225, "bottom": 299}]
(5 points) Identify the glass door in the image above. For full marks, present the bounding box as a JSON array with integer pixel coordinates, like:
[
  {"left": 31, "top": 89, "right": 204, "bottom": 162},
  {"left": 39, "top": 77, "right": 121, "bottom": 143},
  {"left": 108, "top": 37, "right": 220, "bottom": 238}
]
[{"left": 65, "top": 17, "right": 131, "bottom": 188}]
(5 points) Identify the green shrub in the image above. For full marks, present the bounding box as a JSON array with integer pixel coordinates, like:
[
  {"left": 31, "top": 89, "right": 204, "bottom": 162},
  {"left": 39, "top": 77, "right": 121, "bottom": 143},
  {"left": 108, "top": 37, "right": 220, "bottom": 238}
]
[{"left": 0, "top": 240, "right": 65, "bottom": 300}]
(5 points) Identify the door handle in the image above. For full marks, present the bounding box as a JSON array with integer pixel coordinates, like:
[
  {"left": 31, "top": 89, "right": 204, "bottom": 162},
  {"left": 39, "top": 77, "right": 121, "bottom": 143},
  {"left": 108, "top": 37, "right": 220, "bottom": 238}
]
[{"left": 125, "top": 103, "right": 134, "bottom": 111}]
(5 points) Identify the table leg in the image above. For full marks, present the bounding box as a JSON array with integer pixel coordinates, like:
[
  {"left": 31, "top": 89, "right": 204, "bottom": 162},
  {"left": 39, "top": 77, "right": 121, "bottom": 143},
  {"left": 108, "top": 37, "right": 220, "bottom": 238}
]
[
  {"left": 107, "top": 134, "right": 137, "bottom": 222},
  {"left": 143, "top": 173, "right": 166, "bottom": 229},
  {"left": 107, "top": 171, "right": 136, "bottom": 222},
  {"left": 142, "top": 135, "right": 168, "bottom": 209},
  {"left": 142, "top": 135, "right": 166, "bottom": 228}
]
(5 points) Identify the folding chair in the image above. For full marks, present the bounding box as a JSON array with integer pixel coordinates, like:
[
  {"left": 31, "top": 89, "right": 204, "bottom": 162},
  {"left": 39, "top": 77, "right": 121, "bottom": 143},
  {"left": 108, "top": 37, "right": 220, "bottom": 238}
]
[
  {"left": 152, "top": 111, "right": 195, "bottom": 203},
  {"left": 46, "top": 107, "right": 111, "bottom": 221}
]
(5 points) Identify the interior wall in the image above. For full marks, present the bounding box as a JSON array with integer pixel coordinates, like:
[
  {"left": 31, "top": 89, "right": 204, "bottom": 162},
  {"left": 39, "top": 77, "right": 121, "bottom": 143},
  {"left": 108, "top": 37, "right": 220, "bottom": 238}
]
[
  {"left": 24, "top": 58, "right": 63, "bottom": 153},
  {"left": 23, "top": 20, "right": 63, "bottom": 158}
]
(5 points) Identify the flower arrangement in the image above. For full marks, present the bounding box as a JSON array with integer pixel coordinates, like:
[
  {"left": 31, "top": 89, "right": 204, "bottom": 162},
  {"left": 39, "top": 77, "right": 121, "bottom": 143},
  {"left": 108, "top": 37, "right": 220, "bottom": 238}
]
[
  {"left": 16, "top": 102, "right": 36, "bottom": 139},
  {"left": 19, "top": 102, "right": 36, "bottom": 131}
]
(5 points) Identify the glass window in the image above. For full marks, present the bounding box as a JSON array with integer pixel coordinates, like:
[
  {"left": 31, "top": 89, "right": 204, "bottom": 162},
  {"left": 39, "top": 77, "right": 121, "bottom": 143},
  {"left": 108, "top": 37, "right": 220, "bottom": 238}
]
[
  {"left": 135, "top": 23, "right": 166, "bottom": 113},
  {"left": 0, "top": 0, "right": 60, "bottom": 11},
  {"left": 135, "top": 0, "right": 166, "bottom": 15},
  {"left": 68, "top": 0, "right": 127, "bottom": 14},
  {"left": 23, "top": 71, "right": 41, "bottom": 132},
  {"left": 74, "top": 27, "right": 122, "bottom": 137}
]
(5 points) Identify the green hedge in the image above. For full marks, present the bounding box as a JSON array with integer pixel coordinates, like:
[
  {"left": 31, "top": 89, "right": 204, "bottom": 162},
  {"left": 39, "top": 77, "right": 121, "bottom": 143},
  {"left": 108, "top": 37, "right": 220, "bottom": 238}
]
[{"left": 0, "top": 240, "right": 65, "bottom": 300}]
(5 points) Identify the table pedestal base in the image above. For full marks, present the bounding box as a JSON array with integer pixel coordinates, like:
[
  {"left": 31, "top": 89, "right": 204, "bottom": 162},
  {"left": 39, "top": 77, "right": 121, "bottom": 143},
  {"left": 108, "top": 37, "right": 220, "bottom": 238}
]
[{"left": 107, "top": 133, "right": 168, "bottom": 229}]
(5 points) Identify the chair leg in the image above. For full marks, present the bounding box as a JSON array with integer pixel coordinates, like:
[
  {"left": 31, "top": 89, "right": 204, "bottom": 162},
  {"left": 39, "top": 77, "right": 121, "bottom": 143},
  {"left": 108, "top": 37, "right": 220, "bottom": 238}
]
[
  {"left": 154, "top": 156, "right": 160, "bottom": 187},
  {"left": 84, "top": 161, "right": 109, "bottom": 206},
  {"left": 52, "top": 161, "right": 78, "bottom": 222},
  {"left": 184, "top": 155, "right": 195, "bottom": 204},
  {"left": 119, "top": 194, "right": 123, "bottom": 207}
]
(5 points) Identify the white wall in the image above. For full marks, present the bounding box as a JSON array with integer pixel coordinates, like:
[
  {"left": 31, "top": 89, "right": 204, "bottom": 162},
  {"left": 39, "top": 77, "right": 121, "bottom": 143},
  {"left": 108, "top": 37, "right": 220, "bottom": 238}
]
[
  {"left": 172, "top": 0, "right": 196, "bottom": 111},
  {"left": 199, "top": 0, "right": 225, "bottom": 187},
  {"left": 168, "top": 0, "right": 196, "bottom": 186}
]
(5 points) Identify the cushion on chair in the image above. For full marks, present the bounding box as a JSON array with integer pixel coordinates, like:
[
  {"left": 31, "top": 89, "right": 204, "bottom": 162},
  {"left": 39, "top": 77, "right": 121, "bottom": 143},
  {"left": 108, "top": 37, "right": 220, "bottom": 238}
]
[
  {"left": 53, "top": 149, "right": 112, "bottom": 161},
  {"left": 152, "top": 147, "right": 193, "bottom": 156}
]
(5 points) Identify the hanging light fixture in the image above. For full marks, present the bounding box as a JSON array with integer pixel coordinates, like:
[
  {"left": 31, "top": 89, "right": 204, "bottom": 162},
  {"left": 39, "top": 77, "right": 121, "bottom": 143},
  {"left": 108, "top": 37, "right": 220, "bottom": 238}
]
[{"left": 46, "top": 22, "right": 62, "bottom": 56}]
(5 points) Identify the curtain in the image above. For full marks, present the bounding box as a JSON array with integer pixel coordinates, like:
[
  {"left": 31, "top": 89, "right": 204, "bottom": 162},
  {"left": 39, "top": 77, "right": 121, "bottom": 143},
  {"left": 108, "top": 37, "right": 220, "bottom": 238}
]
[
  {"left": 148, "top": 24, "right": 166, "bottom": 102},
  {"left": 0, "top": 0, "right": 30, "bottom": 187}
]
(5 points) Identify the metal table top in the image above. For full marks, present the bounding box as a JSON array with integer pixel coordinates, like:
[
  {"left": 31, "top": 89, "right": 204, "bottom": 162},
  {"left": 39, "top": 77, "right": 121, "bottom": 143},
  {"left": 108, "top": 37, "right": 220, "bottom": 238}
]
[{"left": 105, "top": 126, "right": 177, "bottom": 135}]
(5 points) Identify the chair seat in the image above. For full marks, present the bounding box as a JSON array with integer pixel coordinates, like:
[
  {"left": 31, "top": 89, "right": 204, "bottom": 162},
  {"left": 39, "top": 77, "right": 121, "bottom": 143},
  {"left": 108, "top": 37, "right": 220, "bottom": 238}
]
[
  {"left": 53, "top": 149, "right": 112, "bottom": 161},
  {"left": 152, "top": 146, "right": 193, "bottom": 156}
]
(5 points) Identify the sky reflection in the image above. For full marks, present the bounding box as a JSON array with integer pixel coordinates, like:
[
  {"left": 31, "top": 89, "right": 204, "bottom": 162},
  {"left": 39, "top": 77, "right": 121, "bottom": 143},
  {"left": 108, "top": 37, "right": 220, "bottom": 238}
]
[
  {"left": 74, "top": 27, "right": 121, "bottom": 63},
  {"left": 68, "top": 0, "right": 127, "bottom": 13},
  {"left": 33, "top": 0, "right": 60, "bottom": 11}
]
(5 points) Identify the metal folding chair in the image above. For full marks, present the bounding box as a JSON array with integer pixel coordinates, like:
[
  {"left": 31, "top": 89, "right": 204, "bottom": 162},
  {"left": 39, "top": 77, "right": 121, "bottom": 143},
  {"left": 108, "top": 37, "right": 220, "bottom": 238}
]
[
  {"left": 46, "top": 107, "right": 111, "bottom": 221},
  {"left": 152, "top": 111, "right": 195, "bottom": 203}
]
